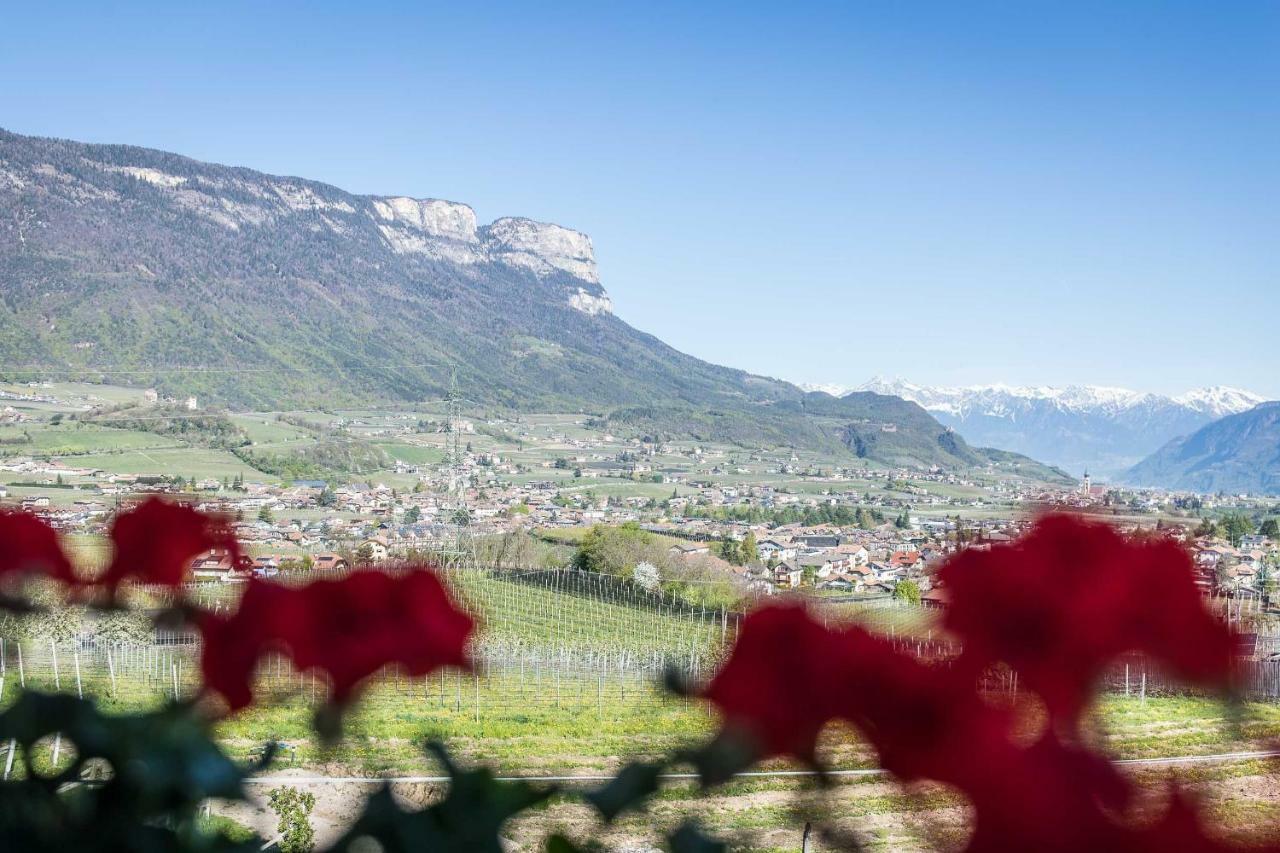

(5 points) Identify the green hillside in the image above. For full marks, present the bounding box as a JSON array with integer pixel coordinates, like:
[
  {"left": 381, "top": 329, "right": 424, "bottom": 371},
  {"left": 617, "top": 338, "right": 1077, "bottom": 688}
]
[
  {"left": 1125, "top": 402, "right": 1280, "bottom": 494},
  {"left": 0, "top": 128, "right": 1065, "bottom": 477}
]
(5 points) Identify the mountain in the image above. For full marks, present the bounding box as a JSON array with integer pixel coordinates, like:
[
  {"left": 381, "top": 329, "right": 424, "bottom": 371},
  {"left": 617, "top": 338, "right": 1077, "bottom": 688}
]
[
  {"left": 833, "top": 378, "right": 1268, "bottom": 478},
  {"left": 1125, "top": 403, "right": 1280, "bottom": 495},
  {"left": 0, "top": 128, "right": 1068, "bottom": 479}
]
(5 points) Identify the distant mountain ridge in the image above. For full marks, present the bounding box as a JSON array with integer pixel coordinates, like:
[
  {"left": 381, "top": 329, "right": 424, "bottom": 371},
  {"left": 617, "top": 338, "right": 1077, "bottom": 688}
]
[
  {"left": 797, "top": 377, "right": 1268, "bottom": 477},
  {"left": 0, "top": 128, "right": 1068, "bottom": 480},
  {"left": 1125, "top": 402, "right": 1280, "bottom": 495}
]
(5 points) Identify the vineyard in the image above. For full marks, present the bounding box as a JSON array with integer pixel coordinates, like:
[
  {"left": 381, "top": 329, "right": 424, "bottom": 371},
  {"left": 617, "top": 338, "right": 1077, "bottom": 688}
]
[
  {"left": 4, "top": 563, "right": 1279, "bottom": 780},
  {"left": 0, "top": 567, "right": 743, "bottom": 773}
]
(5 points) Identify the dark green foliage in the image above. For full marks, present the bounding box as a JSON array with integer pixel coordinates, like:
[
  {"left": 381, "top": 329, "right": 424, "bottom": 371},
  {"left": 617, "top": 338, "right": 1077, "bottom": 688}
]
[
  {"left": 234, "top": 439, "right": 391, "bottom": 479},
  {"left": 572, "top": 523, "right": 668, "bottom": 576},
  {"left": 1219, "top": 513, "right": 1256, "bottom": 547},
  {"left": 585, "top": 761, "right": 665, "bottom": 822},
  {"left": 0, "top": 692, "right": 263, "bottom": 852},
  {"left": 669, "top": 822, "right": 728, "bottom": 853},
  {"left": 83, "top": 406, "right": 248, "bottom": 449},
  {"left": 267, "top": 787, "right": 316, "bottom": 853},
  {"left": 892, "top": 579, "right": 921, "bottom": 605},
  {"left": 682, "top": 502, "right": 885, "bottom": 529}
]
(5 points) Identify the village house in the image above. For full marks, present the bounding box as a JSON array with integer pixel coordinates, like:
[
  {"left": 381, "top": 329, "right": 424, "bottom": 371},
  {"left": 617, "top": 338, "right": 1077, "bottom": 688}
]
[
  {"left": 771, "top": 561, "right": 803, "bottom": 589},
  {"left": 756, "top": 539, "right": 797, "bottom": 563},
  {"left": 669, "top": 542, "right": 711, "bottom": 557},
  {"left": 188, "top": 548, "right": 244, "bottom": 581},
  {"left": 359, "top": 537, "right": 389, "bottom": 562},
  {"left": 312, "top": 552, "right": 349, "bottom": 573}
]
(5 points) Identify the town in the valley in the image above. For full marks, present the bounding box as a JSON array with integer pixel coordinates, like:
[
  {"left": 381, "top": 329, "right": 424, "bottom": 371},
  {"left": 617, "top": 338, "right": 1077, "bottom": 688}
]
[{"left": 3, "top": 379, "right": 1275, "bottom": 610}]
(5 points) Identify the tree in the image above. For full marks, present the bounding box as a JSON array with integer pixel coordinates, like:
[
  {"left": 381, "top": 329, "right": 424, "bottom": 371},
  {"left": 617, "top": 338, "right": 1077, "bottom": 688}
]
[
  {"left": 718, "top": 535, "right": 743, "bottom": 565},
  {"left": 404, "top": 505, "right": 422, "bottom": 524},
  {"left": 258, "top": 505, "right": 274, "bottom": 524},
  {"left": 633, "top": 561, "right": 661, "bottom": 592},
  {"left": 1256, "top": 561, "right": 1275, "bottom": 609},
  {"left": 95, "top": 608, "right": 152, "bottom": 644},
  {"left": 892, "top": 579, "right": 921, "bottom": 605},
  {"left": 1194, "top": 517, "right": 1218, "bottom": 539},
  {"left": 740, "top": 531, "right": 759, "bottom": 564},
  {"left": 267, "top": 787, "right": 315, "bottom": 853},
  {"left": 574, "top": 523, "right": 668, "bottom": 577},
  {"left": 1220, "top": 513, "right": 1255, "bottom": 547},
  {"left": 1260, "top": 518, "right": 1279, "bottom": 539}
]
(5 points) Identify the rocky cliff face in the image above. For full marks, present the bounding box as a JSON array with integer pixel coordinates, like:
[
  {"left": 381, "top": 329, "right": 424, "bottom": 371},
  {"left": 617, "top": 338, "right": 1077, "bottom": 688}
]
[
  {"left": 481, "top": 217, "right": 599, "bottom": 284},
  {"left": 0, "top": 132, "right": 609, "bottom": 315},
  {"left": 369, "top": 201, "right": 604, "bottom": 298}
]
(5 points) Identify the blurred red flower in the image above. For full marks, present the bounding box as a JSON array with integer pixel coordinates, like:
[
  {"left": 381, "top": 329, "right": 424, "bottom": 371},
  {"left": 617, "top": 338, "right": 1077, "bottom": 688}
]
[
  {"left": 700, "top": 515, "right": 1248, "bottom": 852},
  {"left": 832, "top": 628, "right": 1013, "bottom": 789},
  {"left": 0, "top": 509, "right": 77, "bottom": 585},
  {"left": 939, "top": 514, "right": 1234, "bottom": 730},
  {"left": 201, "top": 567, "right": 475, "bottom": 711},
  {"left": 101, "top": 497, "right": 241, "bottom": 590},
  {"left": 701, "top": 604, "right": 838, "bottom": 761}
]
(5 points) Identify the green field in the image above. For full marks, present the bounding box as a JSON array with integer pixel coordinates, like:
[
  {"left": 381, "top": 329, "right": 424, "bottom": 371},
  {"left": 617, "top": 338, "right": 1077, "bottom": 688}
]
[
  {"left": 69, "top": 447, "right": 272, "bottom": 482},
  {"left": 0, "top": 423, "right": 179, "bottom": 455}
]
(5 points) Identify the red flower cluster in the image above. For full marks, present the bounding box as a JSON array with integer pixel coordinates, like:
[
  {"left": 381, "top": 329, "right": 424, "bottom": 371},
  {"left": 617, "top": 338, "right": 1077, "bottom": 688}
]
[
  {"left": 0, "top": 497, "right": 240, "bottom": 594},
  {"left": 101, "top": 497, "right": 241, "bottom": 590},
  {"left": 940, "top": 514, "right": 1235, "bottom": 731},
  {"left": 0, "top": 509, "right": 77, "bottom": 585},
  {"left": 200, "top": 568, "right": 475, "bottom": 711},
  {"left": 702, "top": 515, "right": 1256, "bottom": 851}
]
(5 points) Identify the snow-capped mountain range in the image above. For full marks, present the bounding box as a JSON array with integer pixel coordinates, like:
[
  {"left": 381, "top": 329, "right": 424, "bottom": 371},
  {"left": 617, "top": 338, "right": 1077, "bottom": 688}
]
[{"left": 799, "top": 378, "right": 1270, "bottom": 478}]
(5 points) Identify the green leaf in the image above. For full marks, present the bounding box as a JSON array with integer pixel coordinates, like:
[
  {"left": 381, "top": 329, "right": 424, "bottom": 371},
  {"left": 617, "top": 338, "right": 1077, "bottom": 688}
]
[
  {"left": 584, "top": 760, "right": 665, "bottom": 822},
  {"left": 669, "top": 821, "right": 728, "bottom": 853}
]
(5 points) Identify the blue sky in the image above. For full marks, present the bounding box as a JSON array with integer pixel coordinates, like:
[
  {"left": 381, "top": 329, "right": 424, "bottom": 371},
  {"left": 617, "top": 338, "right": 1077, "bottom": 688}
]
[{"left": 2, "top": 1, "right": 1276, "bottom": 396}]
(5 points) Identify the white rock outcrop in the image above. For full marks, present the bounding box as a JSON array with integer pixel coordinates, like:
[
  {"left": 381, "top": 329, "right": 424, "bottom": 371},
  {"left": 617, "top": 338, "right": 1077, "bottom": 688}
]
[
  {"left": 482, "top": 217, "right": 599, "bottom": 284},
  {"left": 371, "top": 197, "right": 479, "bottom": 243},
  {"left": 568, "top": 288, "right": 613, "bottom": 316},
  {"left": 370, "top": 197, "right": 483, "bottom": 263}
]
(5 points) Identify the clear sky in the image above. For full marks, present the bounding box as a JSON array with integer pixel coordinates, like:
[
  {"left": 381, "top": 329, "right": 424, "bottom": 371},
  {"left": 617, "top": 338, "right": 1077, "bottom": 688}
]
[{"left": 2, "top": 1, "right": 1276, "bottom": 396}]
